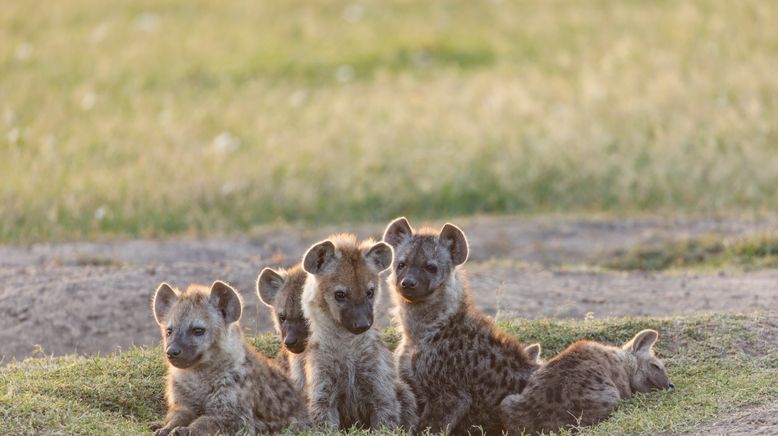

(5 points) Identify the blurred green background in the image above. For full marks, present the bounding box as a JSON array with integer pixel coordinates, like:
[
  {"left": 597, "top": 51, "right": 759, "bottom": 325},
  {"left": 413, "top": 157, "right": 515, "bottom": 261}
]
[{"left": 2, "top": 0, "right": 777, "bottom": 242}]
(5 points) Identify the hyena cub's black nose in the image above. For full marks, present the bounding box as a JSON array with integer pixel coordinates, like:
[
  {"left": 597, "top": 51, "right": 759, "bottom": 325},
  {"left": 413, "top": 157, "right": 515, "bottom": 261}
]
[
  {"left": 401, "top": 278, "right": 417, "bottom": 289},
  {"left": 284, "top": 337, "right": 298, "bottom": 347},
  {"left": 166, "top": 347, "right": 181, "bottom": 358},
  {"left": 669, "top": 383, "right": 675, "bottom": 389},
  {"left": 352, "top": 320, "right": 371, "bottom": 333}
]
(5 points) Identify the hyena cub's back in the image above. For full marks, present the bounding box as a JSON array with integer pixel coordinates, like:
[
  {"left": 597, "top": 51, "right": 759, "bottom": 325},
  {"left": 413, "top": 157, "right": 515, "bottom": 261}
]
[
  {"left": 151, "top": 281, "right": 310, "bottom": 436},
  {"left": 301, "top": 234, "right": 417, "bottom": 431},
  {"left": 383, "top": 218, "right": 538, "bottom": 435},
  {"left": 257, "top": 263, "right": 309, "bottom": 389},
  {"left": 500, "top": 330, "right": 673, "bottom": 435}
]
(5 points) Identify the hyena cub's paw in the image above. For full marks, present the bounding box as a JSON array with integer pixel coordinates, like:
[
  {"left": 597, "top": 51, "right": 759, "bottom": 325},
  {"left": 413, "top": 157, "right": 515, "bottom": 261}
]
[
  {"left": 148, "top": 421, "right": 166, "bottom": 431},
  {"left": 168, "top": 426, "right": 192, "bottom": 436},
  {"left": 152, "top": 427, "right": 172, "bottom": 436}
]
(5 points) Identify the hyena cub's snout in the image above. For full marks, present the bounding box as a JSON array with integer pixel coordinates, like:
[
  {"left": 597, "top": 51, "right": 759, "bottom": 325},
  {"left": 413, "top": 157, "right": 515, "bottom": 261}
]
[
  {"left": 257, "top": 265, "right": 310, "bottom": 354},
  {"left": 625, "top": 329, "right": 674, "bottom": 392},
  {"left": 282, "top": 320, "right": 308, "bottom": 353},
  {"left": 153, "top": 281, "right": 242, "bottom": 369},
  {"left": 302, "top": 235, "right": 393, "bottom": 335}
]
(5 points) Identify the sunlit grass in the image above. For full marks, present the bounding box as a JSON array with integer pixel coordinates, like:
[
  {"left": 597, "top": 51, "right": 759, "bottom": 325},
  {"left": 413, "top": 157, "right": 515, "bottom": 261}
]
[{"left": 2, "top": 0, "right": 778, "bottom": 242}]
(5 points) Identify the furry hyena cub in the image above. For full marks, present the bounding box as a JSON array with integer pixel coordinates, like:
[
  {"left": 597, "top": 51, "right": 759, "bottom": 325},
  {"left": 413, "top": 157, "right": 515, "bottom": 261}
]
[
  {"left": 257, "top": 263, "right": 309, "bottom": 391},
  {"left": 383, "top": 218, "right": 539, "bottom": 435},
  {"left": 151, "top": 281, "right": 310, "bottom": 436},
  {"left": 301, "top": 234, "right": 417, "bottom": 430},
  {"left": 500, "top": 329, "right": 673, "bottom": 435}
]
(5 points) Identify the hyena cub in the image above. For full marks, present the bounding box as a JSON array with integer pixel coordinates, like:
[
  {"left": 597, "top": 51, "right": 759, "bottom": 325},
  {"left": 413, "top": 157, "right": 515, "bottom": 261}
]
[
  {"left": 301, "top": 234, "right": 417, "bottom": 430},
  {"left": 383, "top": 217, "right": 539, "bottom": 435},
  {"left": 500, "top": 329, "right": 673, "bottom": 435},
  {"left": 151, "top": 281, "right": 310, "bottom": 435},
  {"left": 257, "top": 263, "right": 309, "bottom": 391}
]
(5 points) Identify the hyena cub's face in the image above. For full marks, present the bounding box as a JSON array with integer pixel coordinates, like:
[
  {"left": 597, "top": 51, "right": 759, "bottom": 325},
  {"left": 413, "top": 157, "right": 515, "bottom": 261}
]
[
  {"left": 257, "top": 264, "right": 309, "bottom": 354},
  {"left": 152, "top": 281, "right": 242, "bottom": 369},
  {"left": 382, "top": 217, "right": 468, "bottom": 302},
  {"left": 303, "top": 235, "right": 393, "bottom": 335},
  {"left": 623, "top": 329, "right": 674, "bottom": 393}
]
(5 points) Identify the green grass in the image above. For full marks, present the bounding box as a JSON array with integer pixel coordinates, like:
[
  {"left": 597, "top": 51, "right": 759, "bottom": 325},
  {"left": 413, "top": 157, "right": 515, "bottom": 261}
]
[
  {"left": 602, "top": 234, "right": 778, "bottom": 271},
  {"left": 2, "top": 0, "right": 778, "bottom": 242},
  {"left": 1, "top": 313, "right": 776, "bottom": 435}
]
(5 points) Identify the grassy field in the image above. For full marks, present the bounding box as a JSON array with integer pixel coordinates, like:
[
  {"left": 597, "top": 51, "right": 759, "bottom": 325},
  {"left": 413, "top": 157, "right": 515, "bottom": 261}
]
[
  {"left": 1, "top": 313, "right": 776, "bottom": 435},
  {"left": 2, "top": 0, "right": 778, "bottom": 242}
]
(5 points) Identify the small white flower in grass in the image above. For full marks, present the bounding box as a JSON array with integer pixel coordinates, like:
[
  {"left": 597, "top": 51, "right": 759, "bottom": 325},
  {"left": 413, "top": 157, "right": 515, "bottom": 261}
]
[
  {"left": 15, "top": 43, "right": 32, "bottom": 61},
  {"left": 81, "top": 92, "right": 97, "bottom": 111},
  {"left": 342, "top": 3, "right": 365, "bottom": 23},
  {"left": 94, "top": 207, "right": 108, "bottom": 221},
  {"left": 135, "top": 12, "right": 160, "bottom": 33},
  {"left": 584, "top": 312, "right": 595, "bottom": 321},
  {"left": 212, "top": 131, "right": 240, "bottom": 154},
  {"left": 335, "top": 65, "right": 355, "bottom": 83}
]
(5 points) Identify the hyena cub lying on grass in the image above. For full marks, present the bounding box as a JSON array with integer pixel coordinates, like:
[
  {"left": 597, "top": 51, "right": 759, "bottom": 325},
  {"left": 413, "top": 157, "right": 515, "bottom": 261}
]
[
  {"left": 383, "top": 218, "right": 539, "bottom": 435},
  {"left": 500, "top": 329, "right": 673, "bottom": 435},
  {"left": 257, "top": 263, "right": 309, "bottom": 391},
  {"left": 301, "top": 234, "right": 417, "bottom": 430},
  {"left": 151, "top": 281, "right": 310, "bottom": 435}
]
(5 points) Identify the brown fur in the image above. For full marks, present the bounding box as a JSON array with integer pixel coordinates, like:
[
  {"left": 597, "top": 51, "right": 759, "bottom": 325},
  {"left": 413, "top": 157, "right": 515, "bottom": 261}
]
[
  {"left": 499, "top": 330, "right": 672, "bottom": 434},
  {"left": 257, "top": 263, "right": 309, "bottom": 392},
  {"left": 383, "top": 218, "right": 539, "bottom": 435},
  {"left": 301, "top": 234, "right": 418, "bottom": 431},
  {"left": 151, "top": 281, "right": 310, "bottom": 435}
]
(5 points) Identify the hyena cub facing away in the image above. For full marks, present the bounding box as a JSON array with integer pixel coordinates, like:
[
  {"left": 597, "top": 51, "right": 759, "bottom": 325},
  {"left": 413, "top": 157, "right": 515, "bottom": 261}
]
[
  {"left": 257, "top": 263, "right": 309, "bottom": 391},
  {"left": 500, "top": 329, "right": 673, "bottom": 435},
  {"left": 151, "top": 281, "right": 310, "bottom": 436},
  {"left": 301, "top": 234, "right": 417, "bottom": 430},
  {"left": 383, "top": 218, "right": 539, "bottom": 435}
]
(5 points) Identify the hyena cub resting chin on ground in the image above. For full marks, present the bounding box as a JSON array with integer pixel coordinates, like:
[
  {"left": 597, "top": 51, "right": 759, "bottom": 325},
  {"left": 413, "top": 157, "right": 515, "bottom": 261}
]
[
  {"left": 301, "top": 234, "right": 417, "bottom": 431},
  {"left": 500, "top": 329, "right": 673, "bottom": 435},
  {"left": 257, "top": 263, "right": 309, "bottom": 391},
  {"left": 150, "top": 281, "right": 310, "bottom": 436},
  {"left": 383, "top": 218, "right": 539, "bottom": 435}
]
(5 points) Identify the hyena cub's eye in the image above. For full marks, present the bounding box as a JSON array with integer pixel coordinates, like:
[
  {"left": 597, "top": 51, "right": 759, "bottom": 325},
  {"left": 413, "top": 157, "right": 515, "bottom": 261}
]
[
  {"left": 397, "top": 261, "right": 406, "bottom": 270},
  {"left": 192, "top": 327, "right": 206, "bottom": 336},
  {"left": 278, "top": 314, "right": 287, "bottom": 323},
  {"left": 425, "top": 263, "right": 438, "bottom": 273},
  {"left": 334, "top": 290, "right": 347, "bottom": 301},
  {"left": 366, "top": 287, "right": 375, "bottom": 299},
  {"left": 651, "top": 363, "right": 662, "bottom": 370},
  {"left": 166, "top": 328, "right": 173, "bottom": 337}
]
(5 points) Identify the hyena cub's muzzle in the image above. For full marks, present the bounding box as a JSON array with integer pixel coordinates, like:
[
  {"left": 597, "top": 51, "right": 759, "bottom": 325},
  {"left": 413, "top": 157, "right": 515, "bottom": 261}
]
[
  {"left": 164, "top": 332, "right": 203, "bottom": 369},
  {"left": 340, "top": 300, "right": 373, "bottom": 334},
  {"left": 282, "top": 320, "right": 308, "bottom": 354}
]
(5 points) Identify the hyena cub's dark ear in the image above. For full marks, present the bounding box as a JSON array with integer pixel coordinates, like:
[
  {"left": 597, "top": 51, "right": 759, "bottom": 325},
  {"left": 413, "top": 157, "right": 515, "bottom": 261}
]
[
  {"left": 364, "top": 241, "right": 393, "bottom": 273},
  {"left": 525, "top": 343, "right": 542, "bottom": 363},
  {"left": 303, "top": 240, "right": 338, "bottom": 275},
  {"left": 209, "top": 281, "right": 242, "bottom": 324},
  {"left": 153, "top": 283, "right": 178, "bottom": 325},
  {"left": 383, "top": 217, "right": 414, "bottom": 248},
  {"left": 257, "top": 268, "right": 285, "bottom": 307},
  {"left": 439, "top": 223, "right": 469, "bottom": 266},
  {"left": 626, "top": 329, "right": 659, "bottom": 354}
]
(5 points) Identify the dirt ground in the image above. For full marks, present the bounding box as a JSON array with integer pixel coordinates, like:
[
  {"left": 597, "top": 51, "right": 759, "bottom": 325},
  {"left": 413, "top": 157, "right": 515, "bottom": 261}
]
[{"left": 1, "top": 214, "right": 777, "bottom": 363}]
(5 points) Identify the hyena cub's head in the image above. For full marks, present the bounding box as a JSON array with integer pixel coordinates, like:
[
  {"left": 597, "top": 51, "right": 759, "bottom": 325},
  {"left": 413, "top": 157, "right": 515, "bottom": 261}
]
[
  {"left": 152, "top": 281, "right": 242, "bottom": 369},
  {"left": 302, "top": 234, "right": 393, "bottom": 335},
  {"left": 257, "top": 263, "right": 309, "bottom": 354},
  {"left": 623, "top": 329, "right": 674, "bottom": 393},
  {"left": 382, "top": 217, "right": 468, "bottom": 302}
]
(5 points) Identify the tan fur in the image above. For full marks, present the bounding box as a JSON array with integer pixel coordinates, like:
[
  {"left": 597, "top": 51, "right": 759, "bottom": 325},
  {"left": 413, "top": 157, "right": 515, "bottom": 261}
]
[
  {"left": 500, "top": 330, "right": 672, "bottom": 434},
  {"left": 384, "top": 218, "right": 538, "bottom": 435},
  {"left": 257, "top": 263, "right": 309, "bottom": 392},
  {"left": 301, "top": 234, "right": 418, "bottom": 431},
  {"left": 151, "top": 281, "right": 310, "bottom": 435}
]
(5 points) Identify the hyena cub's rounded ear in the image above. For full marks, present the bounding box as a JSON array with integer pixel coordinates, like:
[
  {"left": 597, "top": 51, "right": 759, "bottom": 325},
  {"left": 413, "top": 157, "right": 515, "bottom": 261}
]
[
  {"left": 365, "top": 241, "right": 394, "bottom": 273},
  {"left": 524, "top": 343, "right": 542, "bottom": 363},
  {"left": 626, "top": 329, "right": 659, "bottom": 354},
  {"left": 152, "top": 282, "right": 178, "bottom": 325},
  {"left": 302, "top": 240, "right": 338, "bottom": 275},
  {"left": 209, "top": 281, "right": 242, "bottom": 324},
  {"left": 383, "top": 217, "right": 414, "bottom": 248},
  {"left": 256, "top": 268, "right": 285, "bottom": 307},
  {"left": 439, "top": 223, "right": 469, "bottom": 266}
]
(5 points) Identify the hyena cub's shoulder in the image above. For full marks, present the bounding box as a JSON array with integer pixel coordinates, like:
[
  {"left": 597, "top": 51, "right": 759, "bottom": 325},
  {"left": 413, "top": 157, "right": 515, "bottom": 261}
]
[
  {"left": 500, "top": 329, "right": 673, "bottom": 435},
  {"left": 300, "top": 234, "right": 417, "bottom": 431},
  {"left": 383, "top": 217, "right": 537, "bottom": 435},
  {"left": 151, "top": 280, "right": 310, "bottom": 436},
  {"left": 257, "top": 263, "right": 309, "bottom": 388}
]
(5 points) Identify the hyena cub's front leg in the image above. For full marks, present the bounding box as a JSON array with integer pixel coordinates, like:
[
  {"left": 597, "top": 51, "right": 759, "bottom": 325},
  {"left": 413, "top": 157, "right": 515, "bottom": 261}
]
[
  {"left": 306, "top": 363, "right": 341, "bottom": 429},
  {"left": 366, "top": 371, "right": 403, "bottom": 428},
  {"left": 152, "top": 407, "right": 196, "bottom": 436}
]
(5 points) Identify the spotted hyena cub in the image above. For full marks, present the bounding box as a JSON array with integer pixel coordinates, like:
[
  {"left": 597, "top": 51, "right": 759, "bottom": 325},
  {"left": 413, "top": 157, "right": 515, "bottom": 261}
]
[
  {"left": 383, "top": 217, "right": 539, "bottom": 435},
  {"left": 257, "top": 263, "right": 309, "bottom": 391},
  {"left": 301, "top": 234, "right": 417, "bottom": 430},
  {"left": 150, "top": 281, "right": 310, "bottom": 435},
  {"left": 500, "top": 329, "right": 673, "bottom": 435}
]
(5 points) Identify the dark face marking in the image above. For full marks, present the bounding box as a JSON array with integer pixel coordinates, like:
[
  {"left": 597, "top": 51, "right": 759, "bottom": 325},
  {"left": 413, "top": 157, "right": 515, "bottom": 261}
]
[
  {"left": 259, "top": 265, "right": 311, "bottom": 354},
  {"left": 392, "top": 234, "right": 453, "bottom": 302}
]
